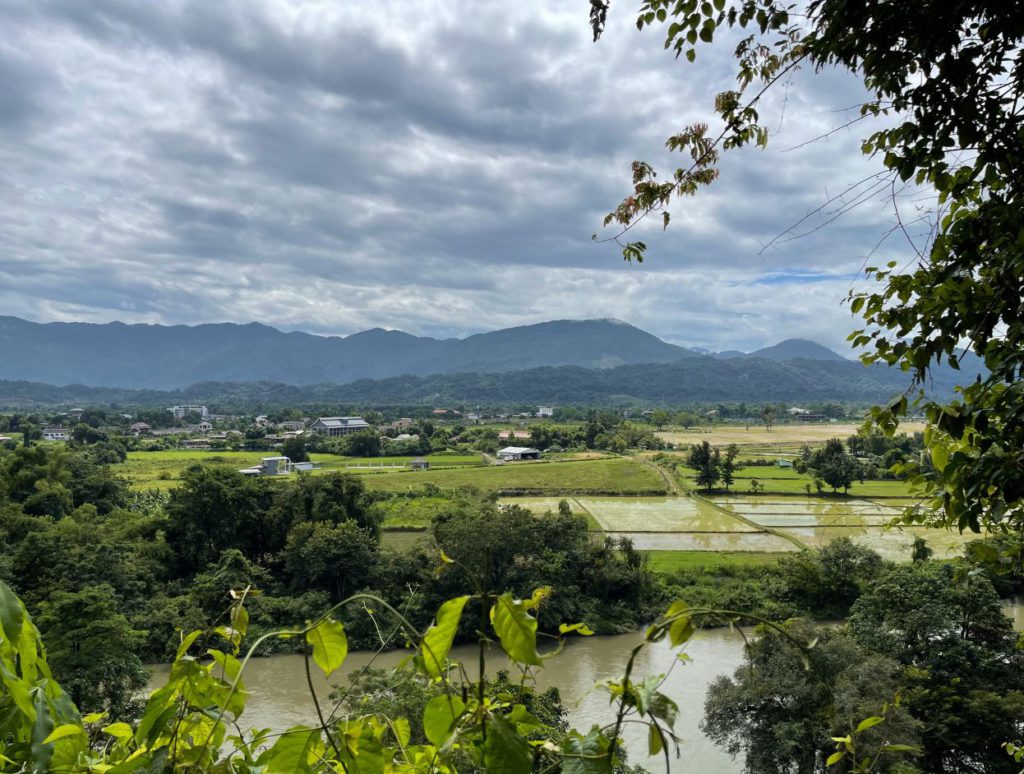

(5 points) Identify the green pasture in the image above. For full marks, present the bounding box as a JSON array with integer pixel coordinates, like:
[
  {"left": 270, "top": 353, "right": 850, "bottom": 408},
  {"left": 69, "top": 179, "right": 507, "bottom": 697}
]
[
  {"left": 370, "top": 496, "right": 451, "bottom": 529},
  {"left": 645, "top": 551, "right": 784, "bottom": 573},
  {"left": 682, "top": 464, "right": 914, "bottom": 498},
  {"left": 119, "top": 450, "right": 483, "bottom": 490},
  {"left": 358, "top": 458, "right": 667, "bottom": 496}
]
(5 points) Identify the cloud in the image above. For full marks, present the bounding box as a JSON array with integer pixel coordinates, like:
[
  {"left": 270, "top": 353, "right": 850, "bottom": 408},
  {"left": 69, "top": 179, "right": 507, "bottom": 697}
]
[{"left": 0, "top": 0, "right": 929, "bottom": 354}]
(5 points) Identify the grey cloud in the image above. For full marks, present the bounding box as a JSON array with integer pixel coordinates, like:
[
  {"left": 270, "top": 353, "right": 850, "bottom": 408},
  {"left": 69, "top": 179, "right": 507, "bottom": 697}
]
[{"left": 0, "top": 0, "right": 925, "bottom": 354}]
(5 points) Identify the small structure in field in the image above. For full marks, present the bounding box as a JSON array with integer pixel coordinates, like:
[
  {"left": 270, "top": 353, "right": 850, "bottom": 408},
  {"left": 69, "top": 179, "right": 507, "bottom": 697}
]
[
  {"left": 260, "top": 456, "right": 291, "bottom": 476},
  {"left": 497, "top": 446, "right": 541, "bottom": 461},
  {"left": 777, "top": 458, "right": 794, "bottom": 469},
  {"left": 410, "top": 457, "right": 430, "bottom": 470}
]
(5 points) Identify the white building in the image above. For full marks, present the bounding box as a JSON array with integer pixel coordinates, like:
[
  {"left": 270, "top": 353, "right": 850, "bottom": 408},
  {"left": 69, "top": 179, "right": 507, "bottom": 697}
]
[
  {"left": 310, "top": 416, "right": 370, "bottom": 436},
  {"left": 537, "top": 406, "right": 554, "bottom": 417},
  {"left": 42, "top": 427, "right": 69, "bottom": 441},
  {"left": 169, "top": 405, "right": 209, "bottom": 419}
]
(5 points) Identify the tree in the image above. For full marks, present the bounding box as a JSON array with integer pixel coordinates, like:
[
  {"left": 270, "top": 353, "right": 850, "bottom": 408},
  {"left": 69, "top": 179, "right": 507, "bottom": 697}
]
[
  {"left": 649, "top": 408, "right": 671, "bottom": 429},
  {"left": 344, "top": 429, "right": 382, "bottom": 457},
  {"left": 721, "top": 444, "right": 739, "bottom": 491},
  {"left": 687, "top": 440, "right": 721, "bottom": 490},
  {"left": 848, "top": 562, "right": 1024, "bottom": 772},
  {"left": 280, "top": 434, "right": 309, "bottom": 462},
  {"left": 591, "top": 0, "right": 1024, "bottom": 543},
  {"left": 36, "top": 585, "right": 149, "bottom": 718},
  {"left": 284, "top": 520, "right": 378, "bottom": 598},
  {"left": 808, "top": 438, "right": 860, "bottom": 494},
  {"left": 703, "top": 621, "right": 920, "bottom": 774},
  {"left": 761, "top": 407, "right": 774, "bottom": 432}
]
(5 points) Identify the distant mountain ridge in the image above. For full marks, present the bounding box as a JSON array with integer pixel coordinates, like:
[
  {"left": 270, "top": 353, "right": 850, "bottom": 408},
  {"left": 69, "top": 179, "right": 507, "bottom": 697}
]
[
  {"left": 0, "top": 315, "right": 851, "bottom": 390},
  {"left": 0, "top": 353, "right": 978, "bottom": 408}
]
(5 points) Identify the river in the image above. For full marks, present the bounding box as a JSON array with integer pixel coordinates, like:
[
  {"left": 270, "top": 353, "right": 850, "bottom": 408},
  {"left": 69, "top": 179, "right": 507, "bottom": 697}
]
[
  {"left": 149, "top": 599, "right": 1024, "bottom": 771},
  {"left": 150, "top": 628, "right": 747, "bottom": 772}
]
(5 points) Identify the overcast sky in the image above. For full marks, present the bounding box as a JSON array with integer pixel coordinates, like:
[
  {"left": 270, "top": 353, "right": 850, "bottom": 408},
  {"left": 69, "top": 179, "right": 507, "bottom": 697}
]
[{"left": 0, "top": 0, "right": 933, "bottom": 352}]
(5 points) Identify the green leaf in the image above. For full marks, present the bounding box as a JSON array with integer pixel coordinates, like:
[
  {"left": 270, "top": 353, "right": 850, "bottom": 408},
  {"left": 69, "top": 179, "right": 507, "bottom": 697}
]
[
  {"left": 563, "top": 728, "right": 613, "bottom": 774},
  {"left": 305, "top": 617, "right": 347, "bottom": 677},
  {"left": 41, "top": 724, "right": 85, "bottom": 745},
  {"left": 855, "top": 716, "right": 884, "bottom": 733},
  {"left": 826, "top": 750, "right": 845, "bottom": 766},
  {"left": 103, "top": 722, "right": 134, "bottom": 740},
  {"left": 393, "top": 716, "right": 410, "bottom": 747},
  {"left": 559, "top": 622, "right": 595, "bottom": 636},
  {"left": 0, "top": 581, "right": 25, "bottom": 645},
  {"left": 420, "top": 595, "right": 470, "bottom": 679},
  {"left": 490, "top": 593, "right": 542, "bottom": 666},
  {"left": 263, "top": 727, "right": 322, "bottom": 773},
  {"left": 648, "top": 723, "right": 665, "bottom": 755},
  {"left": 423, "top": 695, "right": 466, "bottom": 747},
  {"left": 175, "top": 630, "right": 201, "bottom": 660},
  {"left": 482, "top": 715, "right": 533, "bottom": 774},
  {"left": 664, "top": 600, "right": 695, "bottom": 646},
  {"left": 230, "top": 603, "right": 249, "bottom": 640}
]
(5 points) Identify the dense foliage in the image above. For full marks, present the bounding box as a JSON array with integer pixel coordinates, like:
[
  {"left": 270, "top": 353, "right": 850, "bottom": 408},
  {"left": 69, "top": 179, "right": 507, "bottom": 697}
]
[
  {"left": 592, "top": 0, "right": 1023, "bottom": 550},
  {"left": 0, "top": 444, "right": 660, "bottom": 723}
]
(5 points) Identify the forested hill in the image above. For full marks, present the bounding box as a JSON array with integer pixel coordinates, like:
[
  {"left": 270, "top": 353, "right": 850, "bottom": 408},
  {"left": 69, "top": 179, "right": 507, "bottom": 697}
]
[
  {"left": 0, "top": 316, "right": 698, "bottom": 388},
  {"left": 0, "top": 354, "right": 979, "bottom": 408}
]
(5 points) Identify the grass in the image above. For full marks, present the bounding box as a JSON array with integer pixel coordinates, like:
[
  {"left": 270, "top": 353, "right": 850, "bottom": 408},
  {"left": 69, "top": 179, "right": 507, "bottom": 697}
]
[
  {"left": 681, "top": 463, "right": 915, "bottom": 498},
  {"left": 358, "top": 457, "right": 667, "bottom": 496},
  {"left": 644, "top": 550, "right": 785, "bottom": 573},
  {"left": 120, "top": 450, "right": 483, "bottom": 490},
  {"left": 370, "top": 496, "right": 451, "bottom": 529}
]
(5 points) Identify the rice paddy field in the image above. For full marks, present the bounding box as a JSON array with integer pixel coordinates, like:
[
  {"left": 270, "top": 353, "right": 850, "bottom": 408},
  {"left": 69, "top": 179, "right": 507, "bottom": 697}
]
[
  {"left": 491, "top": 491, "right": 972, "bottom": 566},
  {"left": 711, "top": 495, "right": 972, "bottom": 561}
]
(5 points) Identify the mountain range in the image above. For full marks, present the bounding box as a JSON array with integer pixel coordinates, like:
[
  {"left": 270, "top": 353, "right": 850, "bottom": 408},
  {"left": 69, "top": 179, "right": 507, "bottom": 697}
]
[{"left": 0, "top": 316, "right": 847, "bottom": 389}]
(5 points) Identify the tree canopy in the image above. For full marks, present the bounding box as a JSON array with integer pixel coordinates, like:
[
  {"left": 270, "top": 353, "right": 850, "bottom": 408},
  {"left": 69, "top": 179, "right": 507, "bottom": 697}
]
[{"left": 592, "top": 0, "right": 1024, "bottom": 541}]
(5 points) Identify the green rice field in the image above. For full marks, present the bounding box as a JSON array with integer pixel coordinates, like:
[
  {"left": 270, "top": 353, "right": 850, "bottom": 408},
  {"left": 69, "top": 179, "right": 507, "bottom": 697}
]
[{"left": 358, "top": 458, "right": 667, "bottom": 495}]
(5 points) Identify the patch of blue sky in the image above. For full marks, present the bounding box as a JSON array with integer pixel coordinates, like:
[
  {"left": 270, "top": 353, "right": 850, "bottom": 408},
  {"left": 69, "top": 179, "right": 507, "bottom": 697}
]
[{"left": 752, "top": 269, "right": 849, "bottom": 286}]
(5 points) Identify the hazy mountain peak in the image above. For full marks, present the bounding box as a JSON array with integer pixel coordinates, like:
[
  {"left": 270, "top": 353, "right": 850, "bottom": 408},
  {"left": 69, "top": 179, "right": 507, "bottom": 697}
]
[{"left": 747, "top": 338, "right": 847, "bottom": 361}]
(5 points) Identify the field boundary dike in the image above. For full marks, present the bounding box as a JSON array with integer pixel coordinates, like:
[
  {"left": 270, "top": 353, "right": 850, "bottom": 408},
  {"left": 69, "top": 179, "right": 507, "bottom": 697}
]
[{"left": 691, "top": 491, "right": 808, "bottom": 551}]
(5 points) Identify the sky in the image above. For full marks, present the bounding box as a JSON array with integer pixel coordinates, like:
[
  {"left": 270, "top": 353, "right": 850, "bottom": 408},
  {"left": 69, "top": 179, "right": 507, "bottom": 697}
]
[{"left": 0, "top": 0, "right": 935, "bottom": 353}]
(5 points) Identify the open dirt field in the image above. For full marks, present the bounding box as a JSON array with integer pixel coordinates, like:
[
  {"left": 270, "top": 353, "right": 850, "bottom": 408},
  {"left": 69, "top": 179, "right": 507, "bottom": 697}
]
[{"left": 657, "top": 422, "right": 926, "bottom": 449}]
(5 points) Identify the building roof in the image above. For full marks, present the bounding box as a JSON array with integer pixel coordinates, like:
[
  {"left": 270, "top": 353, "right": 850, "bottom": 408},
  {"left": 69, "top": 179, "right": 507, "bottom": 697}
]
[
  {"left": 314, "top": 416, "right": 369, "bottom": 429},
  {"left": 498, "top": 446, "right": 540, "bottom": 455}
]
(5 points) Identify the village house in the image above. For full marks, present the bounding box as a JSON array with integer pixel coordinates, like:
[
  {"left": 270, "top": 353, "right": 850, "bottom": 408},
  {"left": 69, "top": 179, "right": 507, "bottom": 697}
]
[
  {"left": 130, "top": 422, "right": 151, "bottom": 436},
  {"left": 309, "top": 416, "right": 370, "bottom": 436},
  {"left": 42, "top": 427, "right": 69, "bottom": 441},
  {"left": 537, "top": 406, "right": 554, "bottom": 417},
  {"left": 410, "top": 457, "right": 430, "bottom": 470},
  {"left": 384, "top": 418, "right": 414, "bottom": 432},
  {"left": 277, "top": 420, "right": 305, "bottom": 431},
  {"left": 198, "top": 421, "right": 213, "bottom": 433}
]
